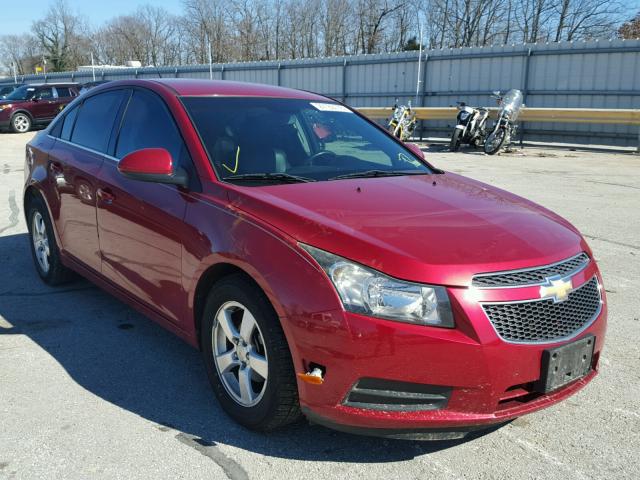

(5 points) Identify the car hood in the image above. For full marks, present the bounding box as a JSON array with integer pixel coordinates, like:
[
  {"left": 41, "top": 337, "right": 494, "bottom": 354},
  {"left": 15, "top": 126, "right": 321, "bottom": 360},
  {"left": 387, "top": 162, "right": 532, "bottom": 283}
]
[{"left": 227, "top": 172, "right": 588, "bottom": 287}]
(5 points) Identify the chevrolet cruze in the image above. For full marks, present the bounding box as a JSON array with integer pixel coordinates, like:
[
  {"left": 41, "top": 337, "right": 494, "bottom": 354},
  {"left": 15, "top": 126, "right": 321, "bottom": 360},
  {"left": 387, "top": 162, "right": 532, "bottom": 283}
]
[{"left": 23, "top": 79, "right": 606, "bottom": 439}]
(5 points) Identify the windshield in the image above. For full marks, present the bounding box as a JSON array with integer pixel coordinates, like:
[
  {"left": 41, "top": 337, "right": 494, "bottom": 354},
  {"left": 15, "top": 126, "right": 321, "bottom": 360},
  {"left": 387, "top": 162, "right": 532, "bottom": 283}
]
[
  {"left": 182, "top": 97, "right": 432, "bottom": 184},
  {"left": 501, "top": 89, "right": 523, "bottom": 121},
  {"left": 6, "top": 85, "right": 36, "bottom": 101}
]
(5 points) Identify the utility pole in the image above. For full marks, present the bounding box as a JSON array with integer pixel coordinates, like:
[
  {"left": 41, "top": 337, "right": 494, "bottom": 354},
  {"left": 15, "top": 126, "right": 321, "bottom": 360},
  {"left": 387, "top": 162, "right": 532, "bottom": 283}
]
[
  {"left": 415, "top": 20, "right": 424, "bottom": 106},
  {"left": 42, "top": 55, "right": 47, "bottom": 75},
  {"left": 11, "top": 62, "right": 17, "bottom": 83},
  {"left": 207, "top": 33, "right": 213, "bottom": 80},
  {"left": 90, "top": 52, "right": 96, "bottom": 81}
]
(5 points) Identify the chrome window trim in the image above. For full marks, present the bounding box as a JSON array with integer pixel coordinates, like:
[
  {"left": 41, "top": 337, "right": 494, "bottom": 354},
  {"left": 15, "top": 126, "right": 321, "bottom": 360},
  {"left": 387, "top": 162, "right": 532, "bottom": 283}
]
[
  {"left": 480, "top": 276, "right": 603, "bottom": 345},
  {"left": 471, "top": 252, "right": 590, "bottom": 289},
  {"left": 47, "top": 135, "right": 120, "bottom": 163}
]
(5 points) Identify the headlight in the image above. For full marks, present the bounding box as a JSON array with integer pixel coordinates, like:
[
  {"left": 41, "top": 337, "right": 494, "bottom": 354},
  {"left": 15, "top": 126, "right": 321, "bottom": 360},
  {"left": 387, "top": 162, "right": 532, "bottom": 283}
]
[
  {"left": 0, "top": 105, "right": 9, "bottom": 111},
  {"left": 300, "top": 244, "right": 454, "bottom": 327}
]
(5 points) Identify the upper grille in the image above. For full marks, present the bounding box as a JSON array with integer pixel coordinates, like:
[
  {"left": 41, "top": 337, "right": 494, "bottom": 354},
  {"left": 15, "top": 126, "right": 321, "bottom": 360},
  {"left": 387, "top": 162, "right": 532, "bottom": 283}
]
[
  {"left": 482, "top": 277, "right": 601, "bottom": 343},
  {"left": 472, "top": 253, "right": 590, "bottom": 288}
]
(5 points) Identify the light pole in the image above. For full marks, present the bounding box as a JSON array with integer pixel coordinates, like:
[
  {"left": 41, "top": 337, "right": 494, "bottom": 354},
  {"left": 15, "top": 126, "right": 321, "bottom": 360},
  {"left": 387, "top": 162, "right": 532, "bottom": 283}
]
[{"left": 90, "top": 52, "right": 96, "bottom": 82}]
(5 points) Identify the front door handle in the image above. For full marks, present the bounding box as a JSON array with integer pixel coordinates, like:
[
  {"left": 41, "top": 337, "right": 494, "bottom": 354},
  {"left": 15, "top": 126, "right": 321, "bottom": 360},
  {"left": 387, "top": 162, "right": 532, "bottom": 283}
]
[{"left": 97, "top": 188, "right": 115, "bottom": 205}]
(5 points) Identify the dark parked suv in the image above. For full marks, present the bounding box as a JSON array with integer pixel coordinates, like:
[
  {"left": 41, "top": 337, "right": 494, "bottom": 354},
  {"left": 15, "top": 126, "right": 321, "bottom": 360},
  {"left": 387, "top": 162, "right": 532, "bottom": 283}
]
[{"left": 0, "top": 83, "right": 79, "bottom": 133}]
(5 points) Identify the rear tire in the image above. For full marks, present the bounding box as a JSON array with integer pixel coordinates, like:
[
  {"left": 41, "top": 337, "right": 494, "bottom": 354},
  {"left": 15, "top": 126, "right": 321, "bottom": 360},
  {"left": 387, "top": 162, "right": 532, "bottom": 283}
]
[
  {"left": 450, "top": 129, "right": 462, "bottom": 152},
  {"left": 10, "top": 112, "right": 32, "bottom": 133},
  {"left": 200, "top": 274, "right": 301, "bottom": 431},
  {"left": 484, "top": 128, "right": 508, "bottom": 155},
  {"left": 27, "top": 194, "right": 75, "bottom": 285}
]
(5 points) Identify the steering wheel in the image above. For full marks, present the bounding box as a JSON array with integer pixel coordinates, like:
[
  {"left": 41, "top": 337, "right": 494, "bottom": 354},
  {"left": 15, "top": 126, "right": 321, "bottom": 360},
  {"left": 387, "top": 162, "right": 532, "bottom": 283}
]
[{"left": 308, "top": 150, "right": 336, "bottom": 165}]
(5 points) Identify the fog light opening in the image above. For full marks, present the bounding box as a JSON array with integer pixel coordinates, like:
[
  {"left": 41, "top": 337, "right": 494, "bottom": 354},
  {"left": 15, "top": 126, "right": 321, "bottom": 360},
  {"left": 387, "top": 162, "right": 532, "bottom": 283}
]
[{"left": 297, "top": 362, "right": 326, "bottom": 385}]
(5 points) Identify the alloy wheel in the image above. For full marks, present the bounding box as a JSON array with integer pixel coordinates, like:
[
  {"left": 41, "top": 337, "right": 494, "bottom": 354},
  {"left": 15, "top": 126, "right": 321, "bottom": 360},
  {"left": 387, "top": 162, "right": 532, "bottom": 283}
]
[
  {"left": 32, "top": 211, "right": 50, "bottom": 273},
  {"left": 212, "top": 301, "right": 269, "bottom": 407},
  {"left": 13, "top": 114, "right": 30, "bottom": 133}
]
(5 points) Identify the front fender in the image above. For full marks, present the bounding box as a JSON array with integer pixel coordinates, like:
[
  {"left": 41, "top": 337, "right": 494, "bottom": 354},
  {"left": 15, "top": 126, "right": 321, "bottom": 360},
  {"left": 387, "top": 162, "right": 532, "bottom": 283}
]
[{"left": 181, "top": 193, "right": 345, "bottom": 369}]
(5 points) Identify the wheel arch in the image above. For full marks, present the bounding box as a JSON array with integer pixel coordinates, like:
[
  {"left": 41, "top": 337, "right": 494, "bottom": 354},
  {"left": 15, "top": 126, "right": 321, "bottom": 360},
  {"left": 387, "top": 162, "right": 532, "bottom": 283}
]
[
  {"left": 23, "top": 184, "right": 63, "bottom": 247},
  {"left": 11, "top": 109, "right": 34, "bottom": 121},
  {"left": 192, "top": 261, "right": 281, "bottom": 349}
]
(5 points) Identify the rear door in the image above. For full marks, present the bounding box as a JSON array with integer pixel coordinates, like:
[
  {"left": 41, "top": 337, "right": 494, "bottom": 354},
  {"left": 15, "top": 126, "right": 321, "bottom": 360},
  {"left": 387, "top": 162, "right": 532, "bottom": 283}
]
[
  {"left": 96, "top": 88, "right": 196, "bottom": 325},
  {"left": 53, "top": 86, "right": 77, "bottom": 113},
  {"left": 47, "top": 89, "right": 129, "bottom": 272}
]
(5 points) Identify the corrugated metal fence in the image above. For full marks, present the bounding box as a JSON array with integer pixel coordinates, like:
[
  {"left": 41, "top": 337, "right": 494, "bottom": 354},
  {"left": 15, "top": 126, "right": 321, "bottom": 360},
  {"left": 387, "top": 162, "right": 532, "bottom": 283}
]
[{"left": 3, "top": 39, "right": 640, "bottom": 146}]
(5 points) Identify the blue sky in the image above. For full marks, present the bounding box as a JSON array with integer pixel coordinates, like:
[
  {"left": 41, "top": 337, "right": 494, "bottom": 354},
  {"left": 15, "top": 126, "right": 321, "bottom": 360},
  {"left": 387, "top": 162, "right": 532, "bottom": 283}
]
[
  {"left": 2, "top": 0, "right": 184, "bottom": 35},
  {"left": 3, "top": 0, "right": 640, "bottom": 36}
]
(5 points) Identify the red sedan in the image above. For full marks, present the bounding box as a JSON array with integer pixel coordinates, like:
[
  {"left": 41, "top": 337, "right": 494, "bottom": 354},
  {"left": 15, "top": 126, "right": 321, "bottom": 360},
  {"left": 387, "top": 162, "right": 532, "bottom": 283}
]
[{"left": 23, "top": 79, "right": 606, "bottom": 440}]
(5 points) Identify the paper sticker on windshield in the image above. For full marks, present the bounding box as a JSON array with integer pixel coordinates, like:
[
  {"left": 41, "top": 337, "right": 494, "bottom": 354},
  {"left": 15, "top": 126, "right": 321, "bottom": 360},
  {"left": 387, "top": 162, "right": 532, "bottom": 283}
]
[{"left": 310, "top": 102, "right": 351, "bottom": 113}]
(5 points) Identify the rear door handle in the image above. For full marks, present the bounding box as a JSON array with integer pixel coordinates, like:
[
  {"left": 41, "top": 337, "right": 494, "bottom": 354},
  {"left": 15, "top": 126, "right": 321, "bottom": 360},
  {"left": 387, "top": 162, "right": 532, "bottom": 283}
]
[{"left": 97, "top": 188, "right": 115, "bottom": 205}]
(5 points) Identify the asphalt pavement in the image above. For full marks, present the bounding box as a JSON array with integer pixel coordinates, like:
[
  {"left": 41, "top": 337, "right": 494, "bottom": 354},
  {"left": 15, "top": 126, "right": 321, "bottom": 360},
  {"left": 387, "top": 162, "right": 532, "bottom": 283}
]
[{"left": 0, "top": 132, "right": 638, "bottom": 479}]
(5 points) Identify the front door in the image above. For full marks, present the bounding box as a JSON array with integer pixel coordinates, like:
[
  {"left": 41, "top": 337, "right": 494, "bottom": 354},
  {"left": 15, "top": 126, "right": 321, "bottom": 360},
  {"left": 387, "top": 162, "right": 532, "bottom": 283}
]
[
  {"left": 96, "top": 88, "right": 194, "bottom": 325},
  {"left": 31, "top": 87, "right": 59, "bottom": 121}
]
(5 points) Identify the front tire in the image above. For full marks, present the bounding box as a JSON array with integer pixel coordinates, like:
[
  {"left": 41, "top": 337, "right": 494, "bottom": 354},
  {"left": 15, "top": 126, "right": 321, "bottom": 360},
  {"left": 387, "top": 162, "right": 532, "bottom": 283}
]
[
  {"left": 484, "top": 128, "right": 508, "bottom": 155},
  {"left": 11, "top": 112, "right": 32, "bottom": 133},
  {"left": 450, "top": 128, "right": 462, "bottom": 151},
  {"left": 200, "top": 274, "right": 301, "bottom": 431},
  {"left": 27, "top": 195, "right": 75, "bottom": 285}
]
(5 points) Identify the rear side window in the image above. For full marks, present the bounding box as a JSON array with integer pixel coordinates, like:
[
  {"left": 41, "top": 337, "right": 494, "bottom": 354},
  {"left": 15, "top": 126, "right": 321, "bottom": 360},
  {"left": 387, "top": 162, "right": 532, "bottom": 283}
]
[
  {"left": 55, "top": 87, "right": 73, "bottom": 98},
  {"left": 115, "top": 89, "right": 183, "bottom": 161},
  {"left": 61, "top": 105, "right": 79, "bottom": 141},
  {"left": 36, "top": 88, "right": 53, "bottom": 100},
  {"left": 71, "top": 90, "right": 126, "bottom": 153}
]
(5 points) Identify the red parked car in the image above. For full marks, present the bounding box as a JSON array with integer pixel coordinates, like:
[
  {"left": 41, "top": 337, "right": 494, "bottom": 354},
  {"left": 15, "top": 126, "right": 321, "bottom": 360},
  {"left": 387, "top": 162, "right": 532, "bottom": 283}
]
[
  {"left": 0, "top": 82, "right": 79, "bottom": 133},
  {"left": 23, "top": 79, "right": 606, "bottom": 439}
]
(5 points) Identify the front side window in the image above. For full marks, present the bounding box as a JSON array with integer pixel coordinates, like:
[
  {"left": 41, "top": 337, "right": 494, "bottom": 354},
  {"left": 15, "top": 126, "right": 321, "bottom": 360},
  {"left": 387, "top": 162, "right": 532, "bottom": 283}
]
[
  {"left": 6, "top": 85, "right": 36, "bottom": 101},
  {"left": 71, "top": 90, "right": 126, "bottom": 153},
  {"left": 182, "top": 97, "right": 431, "bottom": 184},
  {"left": 115, "top": 89, "right": 184, "bottom": 162}
]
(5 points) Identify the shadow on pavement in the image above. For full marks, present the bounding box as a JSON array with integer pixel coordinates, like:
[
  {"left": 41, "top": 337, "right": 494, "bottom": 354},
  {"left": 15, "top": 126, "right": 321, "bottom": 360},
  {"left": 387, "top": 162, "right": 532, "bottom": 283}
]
[{"left": 0, "top": 233, "right": 502, "bottom": 463}]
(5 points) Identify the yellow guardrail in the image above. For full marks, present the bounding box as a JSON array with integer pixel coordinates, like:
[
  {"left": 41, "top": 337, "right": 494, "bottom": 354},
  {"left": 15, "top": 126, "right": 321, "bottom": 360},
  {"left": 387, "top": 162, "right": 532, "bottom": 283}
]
[{"left": 357, "top": 107, "right": 640, "bottom": 125}]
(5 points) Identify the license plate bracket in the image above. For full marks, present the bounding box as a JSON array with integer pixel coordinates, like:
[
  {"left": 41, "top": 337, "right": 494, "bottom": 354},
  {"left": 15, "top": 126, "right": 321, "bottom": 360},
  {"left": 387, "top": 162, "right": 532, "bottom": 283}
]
[{"left": 537, "top": 335, "right": 595, "bottom": 393}]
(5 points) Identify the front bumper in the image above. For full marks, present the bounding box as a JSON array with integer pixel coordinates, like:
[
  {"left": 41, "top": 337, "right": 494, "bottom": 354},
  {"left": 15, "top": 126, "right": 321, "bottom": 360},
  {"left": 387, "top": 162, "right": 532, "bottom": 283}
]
[{"left": 288, "top": 266, "right": 606, "bottom": 437}]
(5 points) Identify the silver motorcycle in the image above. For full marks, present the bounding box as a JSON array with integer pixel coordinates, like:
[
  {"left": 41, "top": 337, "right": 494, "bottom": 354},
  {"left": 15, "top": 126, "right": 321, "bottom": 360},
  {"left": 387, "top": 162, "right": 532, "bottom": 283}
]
[
  {"left": 450, "top": 101, "right": 490, "bottom": 151},
  {"left": 484, "top": 89, "right": 523, "bottom": 155}
]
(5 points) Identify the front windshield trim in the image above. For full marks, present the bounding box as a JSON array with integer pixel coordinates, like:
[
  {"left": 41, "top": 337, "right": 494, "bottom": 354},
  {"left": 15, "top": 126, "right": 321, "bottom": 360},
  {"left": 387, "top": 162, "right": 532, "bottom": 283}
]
[{"left": 180, "top": 95, "right": 438, "bottom": 186}]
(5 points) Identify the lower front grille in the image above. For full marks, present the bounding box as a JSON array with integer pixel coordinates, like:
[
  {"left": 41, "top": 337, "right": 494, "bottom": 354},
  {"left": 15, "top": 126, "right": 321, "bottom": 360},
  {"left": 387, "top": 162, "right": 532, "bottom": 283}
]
[
  {"left": 482, "top": 277, "right": 601, "bottom": 343},
  {"left": 344, "top": 378, "right": 451, "bottom": 411}
]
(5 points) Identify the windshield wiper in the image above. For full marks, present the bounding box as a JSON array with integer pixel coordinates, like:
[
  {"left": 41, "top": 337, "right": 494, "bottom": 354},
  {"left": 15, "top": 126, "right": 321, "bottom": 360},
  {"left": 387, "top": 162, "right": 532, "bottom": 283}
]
[
  {"left": 329, "top": 169, "right": 427, "bottom": 181},
  {"left": 223, "top": 172, "right": 316, "bottom": 184}
]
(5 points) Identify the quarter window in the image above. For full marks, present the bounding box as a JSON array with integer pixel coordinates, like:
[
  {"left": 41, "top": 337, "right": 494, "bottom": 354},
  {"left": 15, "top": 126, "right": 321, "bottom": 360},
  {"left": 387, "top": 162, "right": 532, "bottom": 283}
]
[
  {"left": 61, "top": 105, "right": 79, "bottom": 141},
  {"left": 71, "top": 90, "right": 126, "bottom": 153}
]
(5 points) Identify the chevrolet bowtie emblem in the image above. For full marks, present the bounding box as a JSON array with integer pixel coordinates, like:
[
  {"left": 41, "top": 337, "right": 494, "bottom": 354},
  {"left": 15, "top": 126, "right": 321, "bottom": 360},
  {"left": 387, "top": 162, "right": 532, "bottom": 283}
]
[{"left": 539, "top": 275, "right": 573, "bottom": 303}]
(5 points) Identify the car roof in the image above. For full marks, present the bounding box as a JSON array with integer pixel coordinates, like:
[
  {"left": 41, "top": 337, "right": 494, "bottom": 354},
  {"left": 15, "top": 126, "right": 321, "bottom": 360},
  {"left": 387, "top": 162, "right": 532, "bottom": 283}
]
[
  {"left": 24, "top": 82, "right": 79, "bottom": 87},
  {"left": 102, "top": 78, "right": 333, "bottom": 102}
]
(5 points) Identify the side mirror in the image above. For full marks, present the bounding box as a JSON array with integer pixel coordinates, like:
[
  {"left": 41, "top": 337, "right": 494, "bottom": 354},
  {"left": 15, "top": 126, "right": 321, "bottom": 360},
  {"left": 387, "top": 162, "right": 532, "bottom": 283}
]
[
  {"left": 405, "top": 143, "right": 424, "bottom": 159},
  {"left": 118, "top": 148, "right": 188, "bottom": 188},
  {"left": 31, "top": 97, "right": 39, "bottom": 102}
]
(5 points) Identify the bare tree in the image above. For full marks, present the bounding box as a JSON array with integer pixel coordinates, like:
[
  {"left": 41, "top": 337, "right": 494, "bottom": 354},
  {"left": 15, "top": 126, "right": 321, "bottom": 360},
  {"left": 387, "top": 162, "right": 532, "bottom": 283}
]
[{"left": 32, "top": 0, "right": 90, "bottom": 71}]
